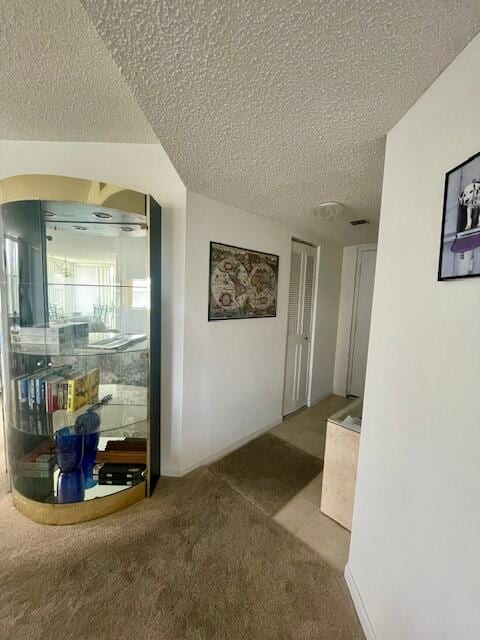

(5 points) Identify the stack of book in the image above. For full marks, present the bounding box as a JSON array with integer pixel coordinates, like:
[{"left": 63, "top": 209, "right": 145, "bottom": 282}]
[
  {"left": 16, "top": 366, "right": 100, "bottom": 412},
  {"left": 94, "top": 439, "right": 147, "bottom": 486},
  {"left": 11, "top": 323, "right": 88, "bottom": 355},
  {"left": 82, "top": 333, "right": 146, "bottom": 351},
  {"left": 95, "top": 463, "right": 146, "bottom": 486},
  {"left": 16, "top": 440, "right": 56, "bottom": 478},
  {"left": 96, "top": 438, "right": 147, "bottom": 465},
  {"left": 13, "top": 365, "right": 101, "bottom": 434}
]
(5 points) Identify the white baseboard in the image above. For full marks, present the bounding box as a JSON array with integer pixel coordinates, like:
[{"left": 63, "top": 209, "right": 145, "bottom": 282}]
[
  {"left": 344, "top": 564, "right": 377, "bottom": 640},
  {"left": 308, "top": 390, "right": 334, "bottom": 407},
  {"left": 171, "top": 418, "right": 283, "bottom": 477},
  {"left": 160, "top": 466, "right": 183, "bottom": 477}
]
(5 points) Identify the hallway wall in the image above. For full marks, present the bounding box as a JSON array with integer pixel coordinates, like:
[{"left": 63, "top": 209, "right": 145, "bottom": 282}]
[
  {"left": 333, "top": 243, "right": 377, "bottom": 397},
  {"left": 309, "top": 241, "right": 343, "bottom": 403},
  {"left": 347, "top": 33, "right": 480, "bottom": 640},
  {"left": 181, "top": 191, "right": 291, "bottom": 471},
  {"left": 181, "top": 191, "right": 343, "bottom": 471}
]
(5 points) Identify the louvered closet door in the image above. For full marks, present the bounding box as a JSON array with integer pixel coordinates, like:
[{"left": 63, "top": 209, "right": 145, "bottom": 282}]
[{"left": 283, "top": 241, "right": 317, "bottom": 416}]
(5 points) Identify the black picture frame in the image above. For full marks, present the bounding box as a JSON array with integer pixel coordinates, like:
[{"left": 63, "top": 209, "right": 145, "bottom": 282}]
[
  {"left": 438, "top": 150, "right": 480, "bottom": 281},
  {"left": 208, "top": 241, "right": 279, "bottom": 321}
]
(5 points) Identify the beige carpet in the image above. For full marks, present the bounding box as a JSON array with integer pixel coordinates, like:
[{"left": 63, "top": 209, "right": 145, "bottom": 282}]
[
  {"left": 209, "top": 433, "right": 323, "bottom": 515},
  {"left": 0, "top": 468, "right": 363, "bottom": 640}
]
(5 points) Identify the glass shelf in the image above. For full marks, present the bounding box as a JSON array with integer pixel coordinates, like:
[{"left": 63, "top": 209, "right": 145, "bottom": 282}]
[
  {"left": 6, "top": 335, "right": 149, "bottom": 356},
  {"left": 14, "top": 437, "right": 147, "bottom": 505},
  {"left": 51, "top": 384, "right": 147, "bottom": 433},
  {"left": 7, "top": 384, "right": 147, "bottom": 436},
  {"left": 54, "top": 469, "right": 147, "bottom": 501}
]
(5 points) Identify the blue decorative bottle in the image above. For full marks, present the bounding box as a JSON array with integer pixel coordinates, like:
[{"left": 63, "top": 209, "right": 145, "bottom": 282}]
[
  {"left": 75, "top": 394, "right": 112, "bottom": 489},
  {"left": 55, "top": 426, "right": 85, "bottom": 503}
]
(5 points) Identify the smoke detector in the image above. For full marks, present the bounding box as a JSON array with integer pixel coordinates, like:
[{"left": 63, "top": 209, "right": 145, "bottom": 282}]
[{"left": 313, "top": 201, "right": 345, "bottom": 222}]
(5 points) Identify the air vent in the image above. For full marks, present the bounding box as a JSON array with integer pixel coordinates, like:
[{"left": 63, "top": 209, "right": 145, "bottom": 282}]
[{"left": 349, "top": 219, "right": 370, "bottom": 226}]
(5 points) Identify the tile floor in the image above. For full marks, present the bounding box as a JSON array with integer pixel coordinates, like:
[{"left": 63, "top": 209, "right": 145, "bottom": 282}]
[
  {"left": 270, "top": 394, "right": 353, "bottom": 573},
  {"left": 270, "top": 393, "right": 351, "bottom": 459}
]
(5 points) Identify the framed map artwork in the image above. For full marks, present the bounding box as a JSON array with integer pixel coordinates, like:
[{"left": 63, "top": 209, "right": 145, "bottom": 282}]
[{"left": 208, "top": 242, "right": 279, "bottom": 320}]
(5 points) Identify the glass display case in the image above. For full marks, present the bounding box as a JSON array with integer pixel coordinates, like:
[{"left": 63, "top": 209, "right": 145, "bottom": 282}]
[{"left": 0, "top": 175, "right": 161, "bottom": 524}]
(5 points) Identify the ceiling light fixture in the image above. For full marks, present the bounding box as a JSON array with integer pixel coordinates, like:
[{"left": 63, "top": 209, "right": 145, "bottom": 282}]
[
  {"left": 313, "top": 201, "right": 345, "bottom": 222},
  {"left": 121, "top": 227, "right": 134, "bottom": 232},
  {"left": 73, "top": 226, "right": 88, "bottom": 231},
  {"left": 53, "top": 256, "right": 74, "bottom": 278},
  {"left": 93, "top": 212, "right": 112, "bottom": 219},
  {"left": 43, "top": 211, "right": 57, "bottom": 218}
]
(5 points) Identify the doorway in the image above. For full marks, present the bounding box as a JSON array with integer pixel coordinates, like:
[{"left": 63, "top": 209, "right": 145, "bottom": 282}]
[
  {"left": 283, "top": 240, "right": 317, "bottom": 416},
  {"left": 347, "top": 246, "right": 377, "bottom": 397}
]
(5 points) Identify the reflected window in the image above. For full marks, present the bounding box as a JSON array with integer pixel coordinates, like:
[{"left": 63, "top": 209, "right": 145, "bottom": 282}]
[
  {"left": 131, "top": 278, "right": 149, "bottom": 309},
  {"left": 5, "top": 237, "right": 19, "bottom": 314},
  {"left": 47, "top": 256, "right": 117, "bottom": 329}
]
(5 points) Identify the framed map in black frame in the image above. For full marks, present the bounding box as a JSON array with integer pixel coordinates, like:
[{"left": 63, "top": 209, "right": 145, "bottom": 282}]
[
  {"left": 438, "top": 150, "right": 480, "bottom": 280},
  {"left": 208, "top": 241, "right": 279, "bottom": 320}
]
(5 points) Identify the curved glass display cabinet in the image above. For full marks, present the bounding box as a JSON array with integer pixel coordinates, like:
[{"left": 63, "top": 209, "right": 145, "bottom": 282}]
[{"left": 0, "top": 175, "right": 161, "bottom": 524}]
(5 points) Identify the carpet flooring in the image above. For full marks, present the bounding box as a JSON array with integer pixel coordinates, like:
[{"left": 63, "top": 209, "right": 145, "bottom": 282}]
[
  {"left": 0, "top": 467, "right": 363, "bottom": 640},
  {"left": 209, "top": 433, "right": 323, "bottom": 515}
]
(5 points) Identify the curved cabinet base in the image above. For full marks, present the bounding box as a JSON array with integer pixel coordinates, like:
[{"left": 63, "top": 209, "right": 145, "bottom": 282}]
[{"left": 12, "top": 482, "right": 146, "bottom": 525}]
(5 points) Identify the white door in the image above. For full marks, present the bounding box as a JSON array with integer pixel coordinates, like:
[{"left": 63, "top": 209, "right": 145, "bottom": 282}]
[
  {"left": 283, "top": 241, "right": 317, "bottom": 416},
  {"left": 347, "top": 247, "right": 377, "bottom": 397}
]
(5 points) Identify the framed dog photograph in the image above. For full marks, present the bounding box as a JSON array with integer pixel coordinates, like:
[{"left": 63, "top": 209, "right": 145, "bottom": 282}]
[{"left": 439, "top": 151, "right": 480, "bottom": 280}]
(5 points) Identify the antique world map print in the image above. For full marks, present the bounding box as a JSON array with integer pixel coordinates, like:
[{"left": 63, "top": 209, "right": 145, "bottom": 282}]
[{"left": 208, "top": 242, "right": 279, "bottom": 320}]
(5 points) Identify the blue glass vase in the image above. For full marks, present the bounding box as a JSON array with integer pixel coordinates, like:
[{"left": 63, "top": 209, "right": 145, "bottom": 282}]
[
  {"left": 57, "top": 469, "right": 85, "bottom": 503},
  {"left": 55, "top": 426, "right": 84, "bottom": 472},
  {"left": 74, "top": 394, "right": 112, "bottom": 489}
]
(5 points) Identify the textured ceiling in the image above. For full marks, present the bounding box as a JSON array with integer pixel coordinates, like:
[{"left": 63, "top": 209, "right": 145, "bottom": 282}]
[
  {"left": 0, "top": 0, "right": 157, "bottom": 144},
  {"left": 2, "top": 2, "right": 480, "bottom": 245},
  {"left": 82, "top": 0, "right": 480, "bottom": 244},
  {"left": 79, "top": 0, "right": 480, "bottom": 245}
]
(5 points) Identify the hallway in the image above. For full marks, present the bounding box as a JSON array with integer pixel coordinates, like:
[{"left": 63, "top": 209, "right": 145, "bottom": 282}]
[{"left": 211, "top": 394, "right": 353, "bottom": 573}]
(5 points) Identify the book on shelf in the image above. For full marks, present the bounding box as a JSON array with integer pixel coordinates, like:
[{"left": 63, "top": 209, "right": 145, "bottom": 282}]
[
  {"left": 95, "top": 463, "right": 146, "bottom": 486},
  {"left": 12, "top": 365, "right": 101, "bottom": 431},
  {"left": 95, "top": 436, "right": 147, "bottom": 465},
  {"left": 12, "top": 366, "right": 70, "bottom": 432},
  {"left": 12, "top": 341, "right": 76, "bottom": 355},
  {"left": 105, "top": 438, "right": 147, "bottom": 452},
  {"left": 66, "top": 368, "right": 100, "bottom": 412},
  {"left": 16, "top": 440, "right": 56, "bottom": 477},
  {"left": 83, "top": 333, "right": 146, "bottom": 351},
  {"left": 95, "top": 450, "right": 147, "bottom": 465},
  {"left": 10, "top": 322, "right": 88, "bottom": 354}
]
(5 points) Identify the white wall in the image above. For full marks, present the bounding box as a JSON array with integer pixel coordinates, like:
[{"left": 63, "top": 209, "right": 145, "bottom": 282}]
[
  {"left": 333, "top": 245, "right": 358, "bottom": 396},
  {"left": 309, "top": 241, "right": 343, "bottom": 404},
  {"left": 181, "top": 191, "right": 291, "bottom": 471},
  {"left": 333, "top": 243, "right": 376, "bottom": 396},
  {"left": 347, "top": 34, "right": 480, "bottom": 640},
  {"left": 0, "top": 140, "right": 187, "bottom": 475},
  {"left": 180, "top": 191, "right": 343, "bottom": 472}
]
